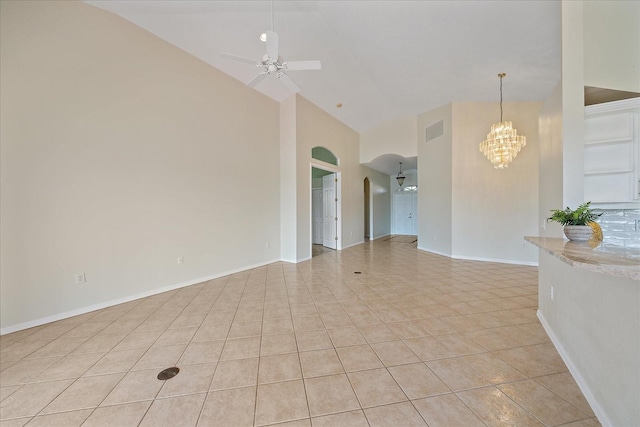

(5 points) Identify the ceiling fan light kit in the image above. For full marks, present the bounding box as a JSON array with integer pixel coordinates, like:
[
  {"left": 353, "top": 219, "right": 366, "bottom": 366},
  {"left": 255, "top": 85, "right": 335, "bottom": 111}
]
[
  {"left": 479, "top": 73, "right": 526, "bottom": 169},
  {"left": 220, "top": 2, "right": 321, "bottom": 93}
]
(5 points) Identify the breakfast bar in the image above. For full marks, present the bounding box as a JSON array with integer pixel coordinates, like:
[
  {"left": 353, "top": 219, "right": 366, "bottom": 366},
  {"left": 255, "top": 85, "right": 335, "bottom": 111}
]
[{"left": 525, "top": 237, "right": 639, "bottom": 427}]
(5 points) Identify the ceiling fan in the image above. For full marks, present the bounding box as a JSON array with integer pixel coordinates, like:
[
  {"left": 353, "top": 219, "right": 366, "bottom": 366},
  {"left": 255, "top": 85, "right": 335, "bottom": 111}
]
[{"left": 220, "top": 3, "right": 321, "bottom": 92}]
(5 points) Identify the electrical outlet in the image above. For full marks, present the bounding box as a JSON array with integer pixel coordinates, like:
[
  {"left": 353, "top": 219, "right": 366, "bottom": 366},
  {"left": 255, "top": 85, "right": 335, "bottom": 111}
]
[
  {"left": 265, "top": 242, "right": 270, "bottom": 249},
  {"left": 75, "top": 273, "right": 86, "bottom": 284},
  {"left": 550, "top": 286, "right": 554, "bottom": 300},
  {"left": 177, "top": 256, "right": 184, "bottom": 265}
]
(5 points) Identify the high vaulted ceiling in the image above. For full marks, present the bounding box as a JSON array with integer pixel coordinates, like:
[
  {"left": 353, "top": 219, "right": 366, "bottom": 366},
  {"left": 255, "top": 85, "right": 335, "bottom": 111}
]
[{"left": 86, "top": 0, "right": 561, "bottom": 134}]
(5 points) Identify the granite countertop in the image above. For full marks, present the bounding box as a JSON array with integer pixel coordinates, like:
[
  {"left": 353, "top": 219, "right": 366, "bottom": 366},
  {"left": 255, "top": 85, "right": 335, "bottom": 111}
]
[{"left": 525, "top": 236, "right": 640, "bottom": 281}]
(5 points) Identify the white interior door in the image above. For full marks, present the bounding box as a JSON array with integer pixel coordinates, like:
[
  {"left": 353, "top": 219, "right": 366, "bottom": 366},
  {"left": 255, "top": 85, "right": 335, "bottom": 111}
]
[
  {"left": 312, "top": 189, "right": 323, "bottom": 244},
  {"left": 393, "top": 192, "right": 418, "bottom": 235},
  {"left": 322, "top": 174, "right": 337, "bottom": 249},
  {"left": 410, "top": 192, "right": 418, "bottom": 235}
]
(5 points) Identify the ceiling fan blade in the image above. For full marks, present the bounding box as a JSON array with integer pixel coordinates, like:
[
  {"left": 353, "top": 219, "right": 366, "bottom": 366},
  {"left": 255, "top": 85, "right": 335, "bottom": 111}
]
[
  {"left": 247, "top": 72, "right": 268, "bottom": 88},
  {"left": 285, "top": 60, "right": 321, "bottom": 71},
  {"left": 278, "top": 73, "right": 300, "bottom": 93},
  {"left": 221, "top": 52, "right": 259, "bottom": 65},
  {"left": 266, "top": 31, "right": 279, "bottom": 59}
]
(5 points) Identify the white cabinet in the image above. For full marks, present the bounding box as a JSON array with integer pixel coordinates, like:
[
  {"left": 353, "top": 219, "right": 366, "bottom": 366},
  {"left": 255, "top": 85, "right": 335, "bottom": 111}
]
[{"left": 584, "top": 98, "right": 640, "bottom": 207}]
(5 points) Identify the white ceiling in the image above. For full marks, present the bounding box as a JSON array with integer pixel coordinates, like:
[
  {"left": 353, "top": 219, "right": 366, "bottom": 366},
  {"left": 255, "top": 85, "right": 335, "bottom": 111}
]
[{"left": 86, "top": 0, "right": 561, "bottom": 136}]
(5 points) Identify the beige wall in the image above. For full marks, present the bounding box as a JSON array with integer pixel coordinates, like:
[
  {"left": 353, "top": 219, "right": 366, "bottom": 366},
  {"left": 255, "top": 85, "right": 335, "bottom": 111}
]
[
  {"left": 361, "top": 167, "right": 392, "bottom": 240},
  {"left": 417, "top": 104, "right": 453, "bottom": 256},
  {"left": 280, "top": 96, "right": 298, "bottom": 263},
  {"left": 584, "top": 0, "right": 640, "bottom": 92},
  {"left": 367, "top": 102, "right": 542, "bottom": 266},
  {"left": 561, "top": 0, "right": 587, "bottom": 208},
  {"left": 559, "top": 0, "right": 640, "bottom": 209},
  {"left": 360, "top": 116, "right": 418, "bottom": 163},
  {"left": 417, "top": 102, "right": 540, "bottom": 264},
  {"left": 537, "top": 251, "right": 639, "bottom": 426},
  {"left": 451, "top": 102, "right": 541, "bottom": 264},
  {"left": 538, "top": 82, "right": 564, "bottom": 238},
  {"left": 532, "top": 3, "right": 640, "bottom": 423},
  {"left": 295, "top": 96, "right": 363, "bottom": 260},
  {"left": 0, "top": 1, "right": 280, "bottom": 332}
]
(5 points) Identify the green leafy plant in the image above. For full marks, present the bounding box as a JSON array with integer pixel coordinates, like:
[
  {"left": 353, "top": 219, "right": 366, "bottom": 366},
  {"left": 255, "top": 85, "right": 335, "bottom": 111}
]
[{"left": 547, "top": 202, "right": 602, "bottom": 226}]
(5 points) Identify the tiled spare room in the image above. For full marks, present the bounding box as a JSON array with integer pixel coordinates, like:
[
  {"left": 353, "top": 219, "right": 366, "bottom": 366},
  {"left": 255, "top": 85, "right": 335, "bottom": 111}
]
[{"left": 3, "top": 1, "right": 638, "bottom": 426}]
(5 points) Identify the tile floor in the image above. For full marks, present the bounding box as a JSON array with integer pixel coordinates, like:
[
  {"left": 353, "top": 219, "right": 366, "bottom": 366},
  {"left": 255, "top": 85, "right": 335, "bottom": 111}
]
[{"left": 0, "top": 236, "right": 600, "bottom": 426}]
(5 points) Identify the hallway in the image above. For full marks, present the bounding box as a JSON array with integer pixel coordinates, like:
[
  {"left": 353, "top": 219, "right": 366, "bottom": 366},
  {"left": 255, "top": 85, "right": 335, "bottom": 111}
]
[{"left": 0, "top": 238, "right": 598, "bottom": 426}]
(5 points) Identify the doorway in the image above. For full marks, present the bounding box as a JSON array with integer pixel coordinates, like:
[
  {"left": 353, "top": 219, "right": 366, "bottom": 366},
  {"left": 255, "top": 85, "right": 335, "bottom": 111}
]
[
  {"left": 364, "top": 178, "right": 371, "bottom": 240},
  {"left": 311, "top": 166, "right": 341, "bottom": 256},
  {"left": 393, "top": 192, "right": 418, "bottom": 235}
]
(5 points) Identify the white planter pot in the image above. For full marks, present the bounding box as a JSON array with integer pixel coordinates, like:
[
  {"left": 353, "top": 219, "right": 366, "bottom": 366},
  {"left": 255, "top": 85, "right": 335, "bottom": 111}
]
[{"left": 563, "top": 225, "right": 593, "bottom": 241}]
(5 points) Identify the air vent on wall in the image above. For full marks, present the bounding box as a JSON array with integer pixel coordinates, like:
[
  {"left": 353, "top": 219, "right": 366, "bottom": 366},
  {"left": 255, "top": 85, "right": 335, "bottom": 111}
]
[{"left": 425, "top": 120, "right": 444, "bottom": 142}]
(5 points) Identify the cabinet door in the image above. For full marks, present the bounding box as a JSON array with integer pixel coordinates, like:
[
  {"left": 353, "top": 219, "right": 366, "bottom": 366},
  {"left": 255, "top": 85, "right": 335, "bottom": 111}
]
[{"left": 584, "top": 99, "right": 640, "bottom": 204}]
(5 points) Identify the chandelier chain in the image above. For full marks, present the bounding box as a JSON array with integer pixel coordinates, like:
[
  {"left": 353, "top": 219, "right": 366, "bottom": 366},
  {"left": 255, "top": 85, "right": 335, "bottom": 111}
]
[
  {"left": 498, "top": 72, "right": 505, "bottom": 123},
  {"left": 479, "top": 72, "right": 526, "bottom": 169}
]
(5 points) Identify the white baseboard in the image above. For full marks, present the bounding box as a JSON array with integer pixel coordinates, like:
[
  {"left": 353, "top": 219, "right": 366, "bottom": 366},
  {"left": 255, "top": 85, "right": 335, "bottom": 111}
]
[
  {"left": 0, "top": 258, "right": 281, "bottom": 336},
  {"left": 372, "top": 233, "right": 390, "bottom": 241},
  {"left": 417, "top": 245, "right": 452, "bottom": 258},
  {"left": 536, "top": 310, "right": 611, "bottom": 427},
  {"left": 451, "top": 253, "right": 539, "bottom": 266},
  {"left": 417, "top": 246, "right": 538, "bottom": 267},
  {"left": 342, "top": 240, "right": 365, "bottom": 250}
]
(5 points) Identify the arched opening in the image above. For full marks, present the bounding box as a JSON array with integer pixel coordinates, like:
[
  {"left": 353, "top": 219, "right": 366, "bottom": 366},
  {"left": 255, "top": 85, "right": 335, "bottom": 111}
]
[
  {"left": 311, "top": 146, "right": 338, "bottom": 166},
  {"left": 310, "top": 146, "right": 341, "bottom": 258}
]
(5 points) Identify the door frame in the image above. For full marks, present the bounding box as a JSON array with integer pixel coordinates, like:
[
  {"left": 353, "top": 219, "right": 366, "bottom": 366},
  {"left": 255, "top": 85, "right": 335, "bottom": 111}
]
[
  {"left": 310, "top": 161, "right": 342, "bottom": 252},
  {"left": 364, "top": 177, "right": 372, "bottom": 239},
  {"left": 312, "top": 188, "right": 323, "bottom": 245}
]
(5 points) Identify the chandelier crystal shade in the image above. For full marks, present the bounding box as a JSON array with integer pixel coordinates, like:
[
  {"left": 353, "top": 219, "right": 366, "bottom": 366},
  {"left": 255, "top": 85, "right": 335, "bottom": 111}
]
[{"left": 479, "top": 73, "right": 526, "bottom": 169}]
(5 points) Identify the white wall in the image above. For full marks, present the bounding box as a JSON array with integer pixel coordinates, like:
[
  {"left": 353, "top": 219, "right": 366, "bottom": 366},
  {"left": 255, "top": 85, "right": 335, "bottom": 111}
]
[
  {"left": 0, "top": 1, "right": 280, "bottom": 332},
  {"left": 360, "top": 116, "right": 418, "bottom": 163},
  {"left": 451, "top": 102, "right": 540, "bottom": 265},
  {"left": 583, "top": 1, "right": 640, "bottom": 92},
  {"left": 417, "top": 105, "right": 453, "bottom": 256}
]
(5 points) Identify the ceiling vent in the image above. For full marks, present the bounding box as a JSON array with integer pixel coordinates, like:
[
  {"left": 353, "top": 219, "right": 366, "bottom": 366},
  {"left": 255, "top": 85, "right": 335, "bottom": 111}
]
[{"left": 425, "top": 120, "right": 444, "bottom": 143}]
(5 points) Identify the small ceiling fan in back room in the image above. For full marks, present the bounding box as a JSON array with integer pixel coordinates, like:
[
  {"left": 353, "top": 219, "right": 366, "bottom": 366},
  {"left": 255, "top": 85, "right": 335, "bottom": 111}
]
[{"left": 220, "top": 1, "right": 321, "bottom": 93}]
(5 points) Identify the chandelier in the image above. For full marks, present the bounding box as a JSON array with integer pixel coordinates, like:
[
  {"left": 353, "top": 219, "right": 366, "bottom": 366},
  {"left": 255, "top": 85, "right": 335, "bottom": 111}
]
[
  {"left": 479, "top": 73, "right": 526, "bottom": 169},
  {"left": 396, "top": 162, "right": 405, "bottom": 186}
]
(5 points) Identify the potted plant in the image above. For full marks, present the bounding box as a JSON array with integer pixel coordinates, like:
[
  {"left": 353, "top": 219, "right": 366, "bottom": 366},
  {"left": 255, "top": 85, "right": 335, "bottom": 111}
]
[{"left": 547, "top": 202, "right": 602, "bottom": 241}]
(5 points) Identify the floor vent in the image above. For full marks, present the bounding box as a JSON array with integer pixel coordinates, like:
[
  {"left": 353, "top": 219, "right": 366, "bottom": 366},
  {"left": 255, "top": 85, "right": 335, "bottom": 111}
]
[{"left": 157, "top": 367, "right": 180, "bottom": 380}]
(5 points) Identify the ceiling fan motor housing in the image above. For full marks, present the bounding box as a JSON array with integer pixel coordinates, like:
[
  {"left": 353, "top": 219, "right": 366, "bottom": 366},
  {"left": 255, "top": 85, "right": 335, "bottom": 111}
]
[{"left": 221, "top": 30, "right": 321, "bottom": 92}]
